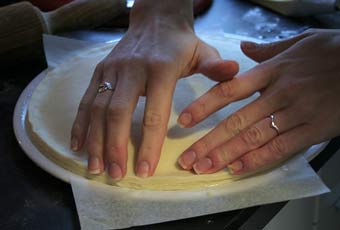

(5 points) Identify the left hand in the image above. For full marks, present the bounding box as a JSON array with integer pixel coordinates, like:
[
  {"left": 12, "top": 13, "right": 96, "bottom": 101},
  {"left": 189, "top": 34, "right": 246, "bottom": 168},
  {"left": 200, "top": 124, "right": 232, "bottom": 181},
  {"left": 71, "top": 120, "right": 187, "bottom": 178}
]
[
  {"left": 177, "top": 29, "right": 340, "bottom": 175},
  {"left": 70, "top": 0, "right": 239, "bottom": 179}
]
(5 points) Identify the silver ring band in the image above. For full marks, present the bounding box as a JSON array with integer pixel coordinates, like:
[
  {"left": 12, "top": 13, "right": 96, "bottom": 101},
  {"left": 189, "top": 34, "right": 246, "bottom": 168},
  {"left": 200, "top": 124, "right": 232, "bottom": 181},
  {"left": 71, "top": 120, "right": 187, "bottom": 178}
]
[
  {"left": 270, "top": 114, "right": 280, "bottom": 134},
  {"left": 98, "top": 82, "right": 114, "bottom": 93}
]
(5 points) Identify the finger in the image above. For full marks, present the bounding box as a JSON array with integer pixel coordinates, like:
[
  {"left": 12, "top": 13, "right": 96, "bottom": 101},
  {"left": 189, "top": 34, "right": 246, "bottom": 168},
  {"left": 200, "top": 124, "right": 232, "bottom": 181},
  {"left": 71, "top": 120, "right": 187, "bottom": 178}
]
[
  {"left": 105, "top": 76, "right": 140, "bottom": 180},
  {"left": 228, "top": 124, "right": 315, "bottom": 175},
  {"left": 135, "top": 76, "right": 176, "bottom": 177},
  {"left": 178, "top": 84, "right": 291, "bottom": 170},
  {"left": 86, "top": 73, "right": 116, "bottom": 174},
  {"left": 192, "top": 117, "right": 276, "bottom": 174},
  {"left": 192, "top": 107, "right": 303, "bottom": 174},
  {"left": 193, "top": 40, "right": 239, "bottom": 81},
  {"left": 178, "top": 63, "right": 273, "bottom": 128},
  {"left": 71, "top": 64, "right": 103, "bottom": 151},
  {"left": 240, "top": 33, "right": 309, "bottom": 63}
]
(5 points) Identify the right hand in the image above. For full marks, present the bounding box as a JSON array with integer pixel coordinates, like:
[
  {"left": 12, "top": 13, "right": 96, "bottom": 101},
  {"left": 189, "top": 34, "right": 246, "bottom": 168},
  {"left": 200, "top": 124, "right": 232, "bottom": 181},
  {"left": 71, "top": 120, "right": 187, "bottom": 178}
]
[
  {"left": 177, "top": 29, "right": 340, "bottom": 175},
  {"left": 70, "top": 0, "right": 239, "bottom": 180}
]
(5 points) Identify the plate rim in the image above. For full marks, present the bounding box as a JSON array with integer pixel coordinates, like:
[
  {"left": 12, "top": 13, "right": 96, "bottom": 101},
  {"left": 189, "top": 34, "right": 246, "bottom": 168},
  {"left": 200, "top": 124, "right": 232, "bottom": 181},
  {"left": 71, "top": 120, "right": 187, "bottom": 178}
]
[{"left": 12, "top": 36, "right": 329, "bottom": 197}]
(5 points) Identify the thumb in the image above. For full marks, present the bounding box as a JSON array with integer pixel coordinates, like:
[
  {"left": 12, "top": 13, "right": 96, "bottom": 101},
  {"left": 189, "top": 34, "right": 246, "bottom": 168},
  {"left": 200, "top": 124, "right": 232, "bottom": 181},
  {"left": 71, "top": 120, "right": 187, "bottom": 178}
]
[
  {"left": 194, "top": 40, "right": 239, "bottom": 82},
  {"left": 241, "top": 33, "right": 310, "bottom": 63}
]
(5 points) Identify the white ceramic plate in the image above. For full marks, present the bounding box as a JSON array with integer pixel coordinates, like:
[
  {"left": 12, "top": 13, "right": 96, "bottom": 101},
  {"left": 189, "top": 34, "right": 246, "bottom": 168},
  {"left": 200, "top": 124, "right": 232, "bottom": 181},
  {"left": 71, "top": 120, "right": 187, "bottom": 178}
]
[
  {"left": 13, "top": 36, "right": 328, "bottom": 187},
  {"left": 13, "top": 69, "right": 80, "bottom": 183}
]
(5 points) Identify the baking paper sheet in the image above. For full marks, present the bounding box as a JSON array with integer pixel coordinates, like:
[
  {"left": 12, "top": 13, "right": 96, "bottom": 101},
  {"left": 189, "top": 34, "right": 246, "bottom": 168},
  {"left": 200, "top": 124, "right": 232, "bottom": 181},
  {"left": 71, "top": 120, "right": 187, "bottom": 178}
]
[
  {"left": 71, "top": 155, "right": 329, "bottom": 230},
  {"left": 43, "top": 35, "right": 330, "bottom": 230}
]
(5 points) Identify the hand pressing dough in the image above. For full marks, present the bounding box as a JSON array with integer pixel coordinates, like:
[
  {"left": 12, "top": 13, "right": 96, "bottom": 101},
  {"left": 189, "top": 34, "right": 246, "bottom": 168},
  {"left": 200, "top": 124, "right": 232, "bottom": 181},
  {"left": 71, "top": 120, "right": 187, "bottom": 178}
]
[{"left": 28, "top": 38, "right": 257, "bottom": 190}]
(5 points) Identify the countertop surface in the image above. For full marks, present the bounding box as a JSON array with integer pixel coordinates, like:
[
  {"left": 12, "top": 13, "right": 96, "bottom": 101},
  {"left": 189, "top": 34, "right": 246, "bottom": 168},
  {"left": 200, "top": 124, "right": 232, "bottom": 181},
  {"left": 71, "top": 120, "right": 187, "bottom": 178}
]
[{"left": 1, "top": 0, "right": 340, "bottom": 229}]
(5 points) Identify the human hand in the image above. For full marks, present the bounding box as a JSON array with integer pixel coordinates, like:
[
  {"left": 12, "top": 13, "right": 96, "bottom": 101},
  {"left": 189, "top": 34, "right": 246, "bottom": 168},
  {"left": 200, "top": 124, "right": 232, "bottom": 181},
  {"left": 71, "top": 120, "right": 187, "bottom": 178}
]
[
  {"left": 177, "top": 29, "right": 340, "bottom": 175},
  {"left": 70, "top": 0, "right": 239, "bottom": 179}
]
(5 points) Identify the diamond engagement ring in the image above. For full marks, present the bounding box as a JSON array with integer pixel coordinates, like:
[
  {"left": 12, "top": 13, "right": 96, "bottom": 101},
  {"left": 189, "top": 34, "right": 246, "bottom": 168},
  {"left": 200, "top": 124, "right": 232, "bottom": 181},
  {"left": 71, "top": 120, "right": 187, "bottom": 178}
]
[
  {"left": 98, "top": 82, "right": 114, "bottom": 93},
  {"left": 270, "top": 114, "right": 280, "bottom": 135}
]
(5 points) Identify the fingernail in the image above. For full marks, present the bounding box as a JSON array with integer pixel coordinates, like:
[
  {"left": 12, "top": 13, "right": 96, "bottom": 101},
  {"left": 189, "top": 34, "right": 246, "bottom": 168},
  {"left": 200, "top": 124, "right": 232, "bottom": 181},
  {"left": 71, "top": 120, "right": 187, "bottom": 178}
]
[
  {"left": 71, "top": 137, "right": 78, "bottom": 151},
  {"left": 241, "top": 41, "right": 258, "bottom": 50},
  {"left": 108, "top": 162, "right": 122, "bottom": 180},
  {"left": 228, "top": 160, "right": 243, "bottom": 174},
  {"left": 178, "top": 112, "right": 192, "bottom": 128},
  {"left": 136, "top": 161, "right": 149, "bottom": 178},
  {"left": 193, "top": 158, "right": 213, "bottom": 174},
  {"left": 88, "top": 156, "right": 101, "bottom": 174},
  {"left": 178, "top": 151, "right": 196, "bottom": 169}
]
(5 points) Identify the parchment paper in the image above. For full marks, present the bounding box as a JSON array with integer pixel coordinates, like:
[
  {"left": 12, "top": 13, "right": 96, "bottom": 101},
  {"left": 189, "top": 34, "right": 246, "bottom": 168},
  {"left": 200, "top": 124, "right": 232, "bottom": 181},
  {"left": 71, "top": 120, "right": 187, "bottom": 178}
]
[{"left": 43, "top": 34, "right": 330, "bottom": 230}]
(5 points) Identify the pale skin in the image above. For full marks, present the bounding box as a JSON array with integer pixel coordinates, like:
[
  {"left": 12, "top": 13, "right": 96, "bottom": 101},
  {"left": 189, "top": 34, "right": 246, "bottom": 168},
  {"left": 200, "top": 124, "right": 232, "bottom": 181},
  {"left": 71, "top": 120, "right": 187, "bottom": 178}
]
[
  {"left": 71, "top": 0, "right": 340, "bottom": 178},
  {"left": 70, "top": 0, "right": 238, "bottom": 179},
  {"left": 178, "top": 29, "right": 340, "bottom": 175}
]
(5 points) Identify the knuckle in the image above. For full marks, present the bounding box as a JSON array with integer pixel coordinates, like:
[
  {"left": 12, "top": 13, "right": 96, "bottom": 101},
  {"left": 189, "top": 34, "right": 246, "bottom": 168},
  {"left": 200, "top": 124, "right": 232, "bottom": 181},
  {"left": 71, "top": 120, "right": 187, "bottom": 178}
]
[
  {"left": 109, "top": 101, "right": 127, "bottom": 111},
  {"left": 92, "top": 102, "right": 105, "bottom": 112},
  {"left": 87, "top": 139, "right": 102, "bottom": 155},
  {"left": 106, "top": 105, "right": 131, "bottom": 123},
  {"left": 272, "top": 85, "right": 294, "bottom": 105},
  {"left": 141, "top": 144, "right": 153, "bottom": 153},
  {"left": 107, "top": 53, "right": 172, "bottom": 72},
  {"left": 224, "top": 114, "right": 243, "bottom": 135},
  {"left": 216, "top": 81, "right": 234, "bottom": 98},
  {"left": 268, "top": 137, "right": 287, "bottom": 158},
  {"left": 273, "top": 87, "right": 288, "bottom": 101},
  {"left": 106, "top": 144, "right": 125, "bottom": 158},
  {"left": 257, "top": 61, "right": 278, "bottom": 78},
  {"left": 210, "top": 148, "right": 229, "bottom": 164},
  {"left": 192, "top": 140, "right": 210, "bottom": 156},
  {"left": 126, "top": 53, "right": 145, "bottom": 65},
  {"left": 106, "top": 107, "right": 124, "bottom": 123},
  {"left": 285, "top": 80, "right": 303, "bottom": 94},
  {"left": 191, "top": 99, "right": 207, "bottom": 120},
  {"left": 143, "top": 111, "right": 163, "bottom": 128},
  {"left": 90, "top": 101, "right": 106, "bottom": 119},
  {"left": 241, "top": 126, "right": 263, "bottom": 147},
  {"left": 123, "top": 53, "right": 167, "bottom": 68},
  {"left": 86, "top": 139, "right": 95, "bottom": 149},
  {"left": 258, "top": 150, "right": 274, "bottom": 164},
  {"left": 146, "top": 55, "right": 171, "bottom": 69}
]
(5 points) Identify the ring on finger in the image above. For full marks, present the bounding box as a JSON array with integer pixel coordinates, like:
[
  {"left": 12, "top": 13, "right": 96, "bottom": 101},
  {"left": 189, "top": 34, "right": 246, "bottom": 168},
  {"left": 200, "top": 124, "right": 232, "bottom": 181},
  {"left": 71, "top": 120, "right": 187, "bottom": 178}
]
[
  {"left": 98, "top": 81, "right": 114, "bottom": 93},
  {"left": 270, "top": 114, "right": 280, "bottom": 135}
]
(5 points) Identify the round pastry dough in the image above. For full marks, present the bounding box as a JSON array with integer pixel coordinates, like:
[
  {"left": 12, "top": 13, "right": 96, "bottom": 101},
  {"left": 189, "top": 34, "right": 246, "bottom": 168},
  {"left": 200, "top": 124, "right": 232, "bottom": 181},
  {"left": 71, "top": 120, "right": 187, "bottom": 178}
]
[{"left": 28, "top": 38, "right": 257, "bottom": 190}]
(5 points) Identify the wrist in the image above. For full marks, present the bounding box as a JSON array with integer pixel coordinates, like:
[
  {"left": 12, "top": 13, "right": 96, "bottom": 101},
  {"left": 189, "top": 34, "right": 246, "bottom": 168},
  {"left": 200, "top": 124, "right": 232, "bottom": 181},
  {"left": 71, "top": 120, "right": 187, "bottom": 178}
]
[{"left": 129, "top": 0, "right": 194, "bottom": 32}]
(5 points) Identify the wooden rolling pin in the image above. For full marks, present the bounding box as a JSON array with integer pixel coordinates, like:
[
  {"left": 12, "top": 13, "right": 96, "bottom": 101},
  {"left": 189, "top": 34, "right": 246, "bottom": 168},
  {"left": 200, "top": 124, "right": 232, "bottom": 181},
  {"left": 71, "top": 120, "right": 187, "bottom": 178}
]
[{"left": 0, "top": 0, "right": 126, "bottom": 69}]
